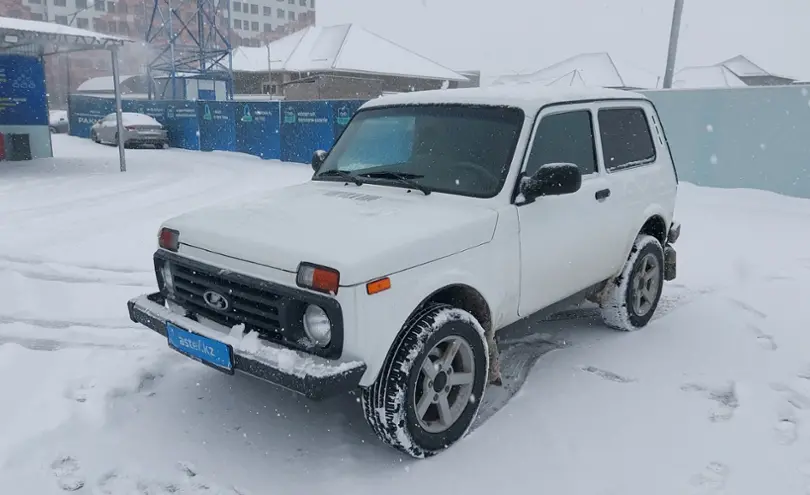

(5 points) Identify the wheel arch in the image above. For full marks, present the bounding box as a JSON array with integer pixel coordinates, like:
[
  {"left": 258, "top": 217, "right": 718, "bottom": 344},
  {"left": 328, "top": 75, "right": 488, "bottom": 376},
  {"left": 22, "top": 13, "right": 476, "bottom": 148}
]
[
  {"left": 413, "top": 283, "right": 493, "bottom": 333},
  {"left": 639, "top": 214, "right": 668, "bottom": 245}
]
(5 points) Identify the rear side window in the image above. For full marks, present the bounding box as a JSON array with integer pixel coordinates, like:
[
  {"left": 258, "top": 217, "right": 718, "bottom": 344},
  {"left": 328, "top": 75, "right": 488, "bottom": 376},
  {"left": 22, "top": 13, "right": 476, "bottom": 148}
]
[
  {"left": 598, "top": 107, "right": 656, "bottom": 171},
  {"left": 526, "top": 110, "right": 597, "bottom": 177}
]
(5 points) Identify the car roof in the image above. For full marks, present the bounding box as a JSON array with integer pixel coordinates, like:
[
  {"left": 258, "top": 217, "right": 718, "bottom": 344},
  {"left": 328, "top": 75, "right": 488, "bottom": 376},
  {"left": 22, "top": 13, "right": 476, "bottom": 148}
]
[{"left": 360, "top": 84, "right": 649, "bottom": 114}]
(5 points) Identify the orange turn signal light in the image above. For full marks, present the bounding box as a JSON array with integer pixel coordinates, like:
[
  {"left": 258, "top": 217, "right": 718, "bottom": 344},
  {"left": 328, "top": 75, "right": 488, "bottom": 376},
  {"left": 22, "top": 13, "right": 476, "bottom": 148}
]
[{"left": 366, "top": 277, "right": 391, "bottom": 295}]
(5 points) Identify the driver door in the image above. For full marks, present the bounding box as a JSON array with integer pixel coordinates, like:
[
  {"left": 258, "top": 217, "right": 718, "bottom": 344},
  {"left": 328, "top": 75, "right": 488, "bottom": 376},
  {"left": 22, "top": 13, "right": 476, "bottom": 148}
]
[{"left": 517, "top": 104, "right": 613, "bottom": 317}]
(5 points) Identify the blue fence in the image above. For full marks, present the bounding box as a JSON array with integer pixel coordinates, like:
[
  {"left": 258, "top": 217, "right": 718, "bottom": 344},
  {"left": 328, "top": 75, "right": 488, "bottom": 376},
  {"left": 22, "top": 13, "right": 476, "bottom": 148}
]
[{"left": 68, "top": 95, "right": 367, "bottom": 163}]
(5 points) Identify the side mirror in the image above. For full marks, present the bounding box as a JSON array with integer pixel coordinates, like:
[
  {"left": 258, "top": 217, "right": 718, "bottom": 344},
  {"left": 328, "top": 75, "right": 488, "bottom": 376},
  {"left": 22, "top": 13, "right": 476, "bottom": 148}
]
[
  {"left": 520, "top": 162, "right": 582, "bottom": 203},
  {"left": 312, "top": 150, "right": 327, "bottom": 172}
]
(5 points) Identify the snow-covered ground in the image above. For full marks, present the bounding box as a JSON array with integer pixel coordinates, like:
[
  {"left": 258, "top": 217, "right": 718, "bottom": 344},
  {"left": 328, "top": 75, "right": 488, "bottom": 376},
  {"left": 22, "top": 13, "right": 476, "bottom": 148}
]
[{"left": 1, "top": 135, "right": 809, "bottom": 494}]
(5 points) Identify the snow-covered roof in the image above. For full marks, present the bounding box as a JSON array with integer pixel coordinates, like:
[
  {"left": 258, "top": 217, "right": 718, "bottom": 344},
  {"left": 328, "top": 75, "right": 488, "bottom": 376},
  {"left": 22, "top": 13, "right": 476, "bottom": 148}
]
[
  {"left": 672, "top": 66, "right": 747, "bottom": 89},
  {"left": 77, "top": 74, "right": 139, "bottom": 92},
  {"left": 362, "top": 85, "right": 647, "bottom": 115},
  {"left": 492, "top": 53, "right": 661, "bottom": 89},
  {"left": 231, "top": 24, "right": 467, "bottom": 82},
  {"left": 715, "top": 55, "right": 770, "bottom": 78},
  {"left": 0, "top": 16, "right": 129, "bottom": 43}
]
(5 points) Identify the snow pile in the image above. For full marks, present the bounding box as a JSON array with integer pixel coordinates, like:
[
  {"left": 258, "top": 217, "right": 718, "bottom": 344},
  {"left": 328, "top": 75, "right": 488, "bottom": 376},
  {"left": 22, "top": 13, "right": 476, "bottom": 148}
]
[{"left": 0, "top": 135, "right": 808, "bottom": 494}]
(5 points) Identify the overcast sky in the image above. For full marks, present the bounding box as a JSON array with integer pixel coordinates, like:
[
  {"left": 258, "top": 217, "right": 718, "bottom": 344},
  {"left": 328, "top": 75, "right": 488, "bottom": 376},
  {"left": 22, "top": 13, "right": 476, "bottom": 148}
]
[{"left": 318, "top": 0, "right": 810, "bottom": 81}]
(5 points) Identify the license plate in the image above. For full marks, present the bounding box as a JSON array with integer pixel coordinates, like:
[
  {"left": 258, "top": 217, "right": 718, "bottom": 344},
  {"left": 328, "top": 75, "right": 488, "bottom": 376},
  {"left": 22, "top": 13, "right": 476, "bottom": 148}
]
[{"left": 166, "top": 322, "right": 233, "bottom": 372}]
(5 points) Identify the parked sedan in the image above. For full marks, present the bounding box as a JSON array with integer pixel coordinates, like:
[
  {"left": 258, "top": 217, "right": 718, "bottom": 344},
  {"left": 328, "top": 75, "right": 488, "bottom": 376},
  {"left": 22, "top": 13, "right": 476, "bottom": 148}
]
[
  {"left": 90, "top": 112, "right": 169, "bottom": 149},
  {"left": 49, "top": 110, "right": 69, "bottom": 134}
]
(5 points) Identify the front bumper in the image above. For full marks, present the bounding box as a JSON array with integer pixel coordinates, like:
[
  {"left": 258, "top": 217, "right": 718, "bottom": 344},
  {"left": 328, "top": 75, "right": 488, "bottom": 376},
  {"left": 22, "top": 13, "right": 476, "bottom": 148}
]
[{"left": 128, "top": 292, "right": 366, "bottom": 400}]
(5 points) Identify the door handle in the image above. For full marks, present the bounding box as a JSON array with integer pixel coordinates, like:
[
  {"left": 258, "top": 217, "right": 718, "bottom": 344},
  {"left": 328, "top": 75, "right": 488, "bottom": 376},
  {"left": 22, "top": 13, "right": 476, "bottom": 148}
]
[{"left": 595, "top": 188, "right": 611, "bottom": 200}]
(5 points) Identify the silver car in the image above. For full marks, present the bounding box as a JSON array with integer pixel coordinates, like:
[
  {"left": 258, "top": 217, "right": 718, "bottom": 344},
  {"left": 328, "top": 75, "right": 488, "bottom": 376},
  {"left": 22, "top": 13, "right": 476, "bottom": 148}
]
[{"left": 90, "top": 112, "right": 169, "bottom": 149}]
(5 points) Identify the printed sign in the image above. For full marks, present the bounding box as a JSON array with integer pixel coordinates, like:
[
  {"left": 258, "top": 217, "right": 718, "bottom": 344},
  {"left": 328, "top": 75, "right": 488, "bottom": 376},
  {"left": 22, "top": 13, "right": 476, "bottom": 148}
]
[
  {"left": 0, "top": 55, "right": 48, "bottom": 126},
  {"left": 235, "top": 101, "right": 280, "bottom": 159},
  {"left": 197, "top": 101, "right": 236, "bottom": 151}
]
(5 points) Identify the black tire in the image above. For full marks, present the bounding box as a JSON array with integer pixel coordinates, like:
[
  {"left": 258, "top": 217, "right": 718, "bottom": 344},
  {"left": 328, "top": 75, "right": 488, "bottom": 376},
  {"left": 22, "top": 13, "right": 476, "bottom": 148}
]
[
  {"left": 361, "top": 304, "right": 489, "bottom": 458},
  {"left": 90, "top": 130, "right": 99, "bottom": 143},
  {"left": 599, "top": 234, "right": 665, "bottom": 331}
]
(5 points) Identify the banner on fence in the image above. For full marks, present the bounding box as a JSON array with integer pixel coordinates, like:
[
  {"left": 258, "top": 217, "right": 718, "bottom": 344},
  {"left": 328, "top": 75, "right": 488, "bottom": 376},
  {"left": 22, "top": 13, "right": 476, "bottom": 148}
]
[
  {"left": 331, "top": 100, "right": 366, "bottom": 141},
  {"left": 165, "top": 101, "right": 200, "bottom": 150},
  {"left": 198, "top": 101, "right": 236, "bottom": 152},
  {"left": 68, "top": 95, "right": 114, "bottom": 138},
  {"left": 235, "top": 101, "right": 280, "bottom": 159},
  {"left": 280, "top": 101, "right": 336, "bottom": 164}
]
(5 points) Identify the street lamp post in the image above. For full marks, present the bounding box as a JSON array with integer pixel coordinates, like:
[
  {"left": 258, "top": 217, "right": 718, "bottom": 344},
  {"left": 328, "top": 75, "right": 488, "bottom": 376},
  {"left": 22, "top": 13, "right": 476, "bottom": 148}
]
[{"left": 662, "top": 0, "right": 685, "bottom": 89}]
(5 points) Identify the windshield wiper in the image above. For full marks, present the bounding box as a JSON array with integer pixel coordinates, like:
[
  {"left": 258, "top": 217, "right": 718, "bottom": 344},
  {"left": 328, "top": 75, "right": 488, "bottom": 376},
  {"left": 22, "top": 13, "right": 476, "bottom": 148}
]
[
  {"left": 358, "top": 171, "right": 431, "bottom": 196},
  {"left": 317, "top": 169, "right": 363, "bottom": 186}
]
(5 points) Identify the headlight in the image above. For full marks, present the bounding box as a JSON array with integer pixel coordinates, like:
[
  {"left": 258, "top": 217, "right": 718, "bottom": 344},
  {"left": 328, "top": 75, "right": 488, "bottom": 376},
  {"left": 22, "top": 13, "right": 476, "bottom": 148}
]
[
  {"left": 160, "top": 262, "right": 174, "bottom": 293},
  {"left": 303, "top": 304, "right": 331, "bottom": 347}
]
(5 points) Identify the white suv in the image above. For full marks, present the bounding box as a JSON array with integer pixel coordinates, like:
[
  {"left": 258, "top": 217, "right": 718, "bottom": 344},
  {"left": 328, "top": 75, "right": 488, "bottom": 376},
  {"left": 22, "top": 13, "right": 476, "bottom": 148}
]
[{"left": 128, "top": 85, "right": 681, "bottom": 458}]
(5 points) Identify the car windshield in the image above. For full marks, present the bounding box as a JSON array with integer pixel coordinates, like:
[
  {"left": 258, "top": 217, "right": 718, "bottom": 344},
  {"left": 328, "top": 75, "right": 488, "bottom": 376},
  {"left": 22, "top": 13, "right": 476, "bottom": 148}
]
[{"left": 313, "top": 104, "right": 525, "bottom": 198}]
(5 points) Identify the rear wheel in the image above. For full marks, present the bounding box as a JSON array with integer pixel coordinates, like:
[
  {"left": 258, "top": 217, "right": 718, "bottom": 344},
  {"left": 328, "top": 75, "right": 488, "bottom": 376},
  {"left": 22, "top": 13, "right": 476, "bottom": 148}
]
[
  {"left": 90, "top": 130, "right": 99, "bottom": 143},
  {"left": 599, "top": 234, "right": 665, "bottom": 331},
  {"left": 361, "top": 304, "right": 489, "bottom": 458}
]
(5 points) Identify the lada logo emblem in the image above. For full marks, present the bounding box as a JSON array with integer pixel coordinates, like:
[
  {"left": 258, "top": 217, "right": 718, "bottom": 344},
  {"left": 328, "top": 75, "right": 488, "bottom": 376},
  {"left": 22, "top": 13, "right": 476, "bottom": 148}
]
[{"left": 203, "top": 290, "right": 229, "bottom": 311}]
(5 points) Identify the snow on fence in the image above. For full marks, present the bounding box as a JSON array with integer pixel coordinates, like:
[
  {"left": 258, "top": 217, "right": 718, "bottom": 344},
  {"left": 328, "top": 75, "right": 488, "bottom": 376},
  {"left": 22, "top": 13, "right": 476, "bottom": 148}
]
[{"left": 69, "top": 84, "right": 810, "bottom": 199}]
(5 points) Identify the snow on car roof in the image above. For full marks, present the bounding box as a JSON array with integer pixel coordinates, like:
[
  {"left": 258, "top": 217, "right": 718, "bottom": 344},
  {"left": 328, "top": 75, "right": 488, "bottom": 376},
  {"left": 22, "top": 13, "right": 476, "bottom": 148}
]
[
  {"left": 361, "top": 84, "right": 648, "bottom": 114},
  {"left": 107, "top": 112, "right": 161, "bottom": 125}
]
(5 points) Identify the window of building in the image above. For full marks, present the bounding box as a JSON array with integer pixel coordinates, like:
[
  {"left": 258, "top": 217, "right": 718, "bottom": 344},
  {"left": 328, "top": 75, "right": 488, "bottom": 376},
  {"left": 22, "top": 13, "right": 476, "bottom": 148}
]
[
  {"left": 299, "top": 0, "right": 306, "bottom": 5},
  {"left": 233, "top": 18, "right": 241, "bottom": 28},
  {"left": 134, "top": 3, "right": 144, "bottom": 15},
  {"left": 30, "top": 12, "right": 44, "bottom": 19},
  {"left": 288, "top": 0, "right": 293, "bottom": 4},
  {"left": 250, "top": 3, "right": 258, "bottom": 13},
  {"left": 94, "top": 0, "right": 104, "bottom": 11},
  {"left": 92, "top": 17, "right": 103, "bottom": 30},
  {"left": 310, "top": 0, "right": 314, "bottom": 7},
  {"left": 119, "top": 21, "right": 129, "bottom": 34},
  {"left": 107, "top": 1, "right": 114, "bottom": 12},
  {"left": 288, "top": 10, "right": 295, "bottom": 20},
  {"left": 54, "top": 15, "right": 68, "bottom": 24},
  {"left": 76, "top": 17, "right": 89, "bottom": 28},
  {"left": 263, "top": 22, "right": 272, "bottom": 32},
  {"left": 118, "top": 2, "right": 127, "bottom": 13},
  {"left": 108, "top": 20, "right": 117, "bottom": 32},
  {"left": 263, "top": 6, "right": 271, "bottom": 15},
  {"left": 597, "top": 108, "right": 656, "bottom": 171},
  {"left": 277, "top": 8, "right": 283, "bottom": 17},
  {"left": 526, "top": 110, "right": 597, "bottom": 177},
  {"left": 28, "top": 0, "right": 42, "bottom": 5},
  {"left": 232, "top": 1, "right": 241, "bottom": 11},
  {"left": 75, "top": 0, "right": 87, "bottom": 8},
  {"left": 54, "top": 0, "right": 67, "bottom": 7},
  {"left": 251, "top": 21, "right": 259, "bottom": 30}
]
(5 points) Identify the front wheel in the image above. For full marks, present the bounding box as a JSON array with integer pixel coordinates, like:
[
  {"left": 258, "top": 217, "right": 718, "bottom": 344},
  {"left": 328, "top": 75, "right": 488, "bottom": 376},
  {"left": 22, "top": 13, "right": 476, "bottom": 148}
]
[
  {"left": 599, "top": 234, "right": 665, "bottom": 331},
  {"left": 361, "top": 304, "right": 489, "bottom": 458}
]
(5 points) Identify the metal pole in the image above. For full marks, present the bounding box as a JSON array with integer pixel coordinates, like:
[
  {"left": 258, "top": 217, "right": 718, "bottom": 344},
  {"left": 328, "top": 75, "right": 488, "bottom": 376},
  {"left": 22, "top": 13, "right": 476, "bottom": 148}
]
[
  {"left": 65, "top": 54, "right": 71, "bottom": 117},
  {"left": 111, "top": 46, "right": 127, "bottom": 172},
  {"left": 662, "top": 0, "right": 685, "bottom": 89}
]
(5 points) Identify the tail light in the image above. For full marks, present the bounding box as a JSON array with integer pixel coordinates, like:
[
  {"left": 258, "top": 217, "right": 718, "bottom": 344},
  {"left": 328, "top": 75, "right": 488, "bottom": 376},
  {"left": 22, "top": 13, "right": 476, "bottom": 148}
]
[
  {"left": 158, "top": 227, "right": 180, "bottom": 251},
  {"left": 297, "top": 263, "right": 340, "bottom": 295}
]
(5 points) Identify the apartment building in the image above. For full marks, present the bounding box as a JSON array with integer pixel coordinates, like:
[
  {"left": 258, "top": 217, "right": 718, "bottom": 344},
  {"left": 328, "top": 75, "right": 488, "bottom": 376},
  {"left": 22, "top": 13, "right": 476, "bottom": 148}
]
[
  {"left": 17, "top": 0, "right": 314, "bottom": 44},
  {"left": 230, "top": 0, "right": 315, "bottom": 46}
]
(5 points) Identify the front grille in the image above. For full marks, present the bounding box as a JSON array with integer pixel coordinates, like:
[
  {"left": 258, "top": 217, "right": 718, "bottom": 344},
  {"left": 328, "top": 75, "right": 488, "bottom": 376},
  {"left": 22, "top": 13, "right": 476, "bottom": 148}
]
[
  {"left": 154, "top": 252, "right": 344, "bottom": 359},
  {"left": 171, "top": 262, "right": 287, "bottom": 336}
]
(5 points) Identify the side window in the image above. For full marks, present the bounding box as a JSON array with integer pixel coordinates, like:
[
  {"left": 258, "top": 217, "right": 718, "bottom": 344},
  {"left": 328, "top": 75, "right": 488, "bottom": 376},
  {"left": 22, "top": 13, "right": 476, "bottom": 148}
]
[
  {"left": 525, "top": 110, "right": 597, "bottom": 177},
  {"left": 597, "top": 107, "right": 656, "bottom": 171}
]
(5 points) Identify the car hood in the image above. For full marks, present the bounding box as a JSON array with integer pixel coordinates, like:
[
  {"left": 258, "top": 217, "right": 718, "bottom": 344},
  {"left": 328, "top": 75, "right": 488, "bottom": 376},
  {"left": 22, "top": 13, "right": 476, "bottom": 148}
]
[{"left": 163, "top": 181, "right": 499, "bottom": 286}]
